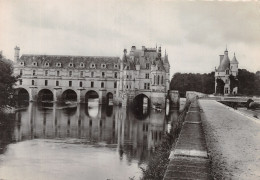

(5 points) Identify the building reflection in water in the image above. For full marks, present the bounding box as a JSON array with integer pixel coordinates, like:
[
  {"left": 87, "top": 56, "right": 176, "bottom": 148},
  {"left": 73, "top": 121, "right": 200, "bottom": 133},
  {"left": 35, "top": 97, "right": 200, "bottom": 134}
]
[{"left": 12, "top": 102, "right": 179, "bottom": 163}]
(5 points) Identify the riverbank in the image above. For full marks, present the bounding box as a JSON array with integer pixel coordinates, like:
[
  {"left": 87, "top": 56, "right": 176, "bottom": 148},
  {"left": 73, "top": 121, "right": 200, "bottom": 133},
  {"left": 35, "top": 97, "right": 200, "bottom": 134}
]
[
  {"left": 200, "top": 100, "right": 260, "bottom": 179},
  {"left": 142, "top": 100, "right": 190, "bottom": 180}
]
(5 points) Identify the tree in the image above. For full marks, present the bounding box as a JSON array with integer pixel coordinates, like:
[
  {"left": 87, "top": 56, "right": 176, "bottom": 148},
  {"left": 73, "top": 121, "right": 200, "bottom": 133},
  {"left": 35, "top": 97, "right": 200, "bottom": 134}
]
[
  {"left": 0, "top": 54, "right": 17, "bottom": 109},
  {"left": 216, "top": 78, "right": 225, "bottom": 95},
  {"left": 170, "top": 72, "right": 215, "bottom": 96},
  {"left": 229, "top": 75, "right": 239, "bottom": 94}
]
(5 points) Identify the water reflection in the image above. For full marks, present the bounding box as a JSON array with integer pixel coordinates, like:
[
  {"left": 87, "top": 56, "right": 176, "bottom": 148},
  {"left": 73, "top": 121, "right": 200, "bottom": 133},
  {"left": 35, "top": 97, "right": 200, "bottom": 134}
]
[{"left": 0, "top": 101, "right": 181, "bottom": 179}]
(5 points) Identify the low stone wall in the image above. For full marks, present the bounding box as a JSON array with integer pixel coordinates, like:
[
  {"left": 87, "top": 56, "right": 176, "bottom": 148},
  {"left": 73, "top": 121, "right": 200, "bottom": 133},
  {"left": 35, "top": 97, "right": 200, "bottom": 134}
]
[{"left": 163, "top": 99, "right": 212, "bottom": 180}]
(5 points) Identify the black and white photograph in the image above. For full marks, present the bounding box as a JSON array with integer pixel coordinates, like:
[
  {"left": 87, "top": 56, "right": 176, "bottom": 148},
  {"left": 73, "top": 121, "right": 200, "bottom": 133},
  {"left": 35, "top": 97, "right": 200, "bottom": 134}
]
[{"left": 0, "top": 0, "right": 260, "bottom": 179}]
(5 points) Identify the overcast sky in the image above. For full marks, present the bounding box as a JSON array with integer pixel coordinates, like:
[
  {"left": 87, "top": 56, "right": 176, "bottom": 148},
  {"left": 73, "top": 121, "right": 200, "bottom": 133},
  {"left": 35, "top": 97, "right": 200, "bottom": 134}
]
[{"left": 0, "top": 0, "right": 260, "bottom": 76}]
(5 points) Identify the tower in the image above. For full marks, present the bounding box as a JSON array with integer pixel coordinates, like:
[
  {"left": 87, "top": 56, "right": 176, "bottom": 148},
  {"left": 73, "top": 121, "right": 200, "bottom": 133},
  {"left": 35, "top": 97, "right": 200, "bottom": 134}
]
[
  {"left": 14, "top": 46, "right": 20, "bottom": 61},
  {"left": 230, "top": 53, "right": 239, "bottom": 76}
]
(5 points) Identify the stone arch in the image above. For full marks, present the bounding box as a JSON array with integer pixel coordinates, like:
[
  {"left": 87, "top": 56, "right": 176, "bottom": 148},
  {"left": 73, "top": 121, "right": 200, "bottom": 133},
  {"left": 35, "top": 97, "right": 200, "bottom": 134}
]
[
  {"left": 38, "top": 89, "right": 53, "bottom": 102},
  {"left": 85, "top": 90, "right": 99, "bottom": 104},
  {"left": 106, "top": 92, "right": 113, "bottom": 106},
  {"left": 132, "top": 93, "right": 150, "bottom": 120},
  {"left": 62, "top": 89, "right": 77, "bottom": 102},
  {"left": 15, "top": 88, "right": 29, "bottom": 102}
]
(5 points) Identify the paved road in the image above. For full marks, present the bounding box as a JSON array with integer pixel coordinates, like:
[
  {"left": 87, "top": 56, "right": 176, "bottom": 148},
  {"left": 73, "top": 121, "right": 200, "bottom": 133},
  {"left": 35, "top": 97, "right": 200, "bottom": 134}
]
[{"left": 199, "top": 100, "right": 260, "bottom": 180}]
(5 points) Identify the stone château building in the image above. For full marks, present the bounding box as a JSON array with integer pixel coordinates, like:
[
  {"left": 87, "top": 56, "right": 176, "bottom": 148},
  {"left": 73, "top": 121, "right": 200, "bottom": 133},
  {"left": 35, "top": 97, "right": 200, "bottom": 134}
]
[
  {"left": 13, "top": 45, "right": 170, "bottom": 107},
  {"left": 215, "top": 48, "right": 239, "bottom": 95}
]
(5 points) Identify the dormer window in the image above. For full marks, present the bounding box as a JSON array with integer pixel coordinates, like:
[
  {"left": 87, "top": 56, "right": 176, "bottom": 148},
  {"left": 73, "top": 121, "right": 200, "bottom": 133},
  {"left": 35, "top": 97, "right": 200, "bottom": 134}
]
[
  {"left": 90, "top": 63, "right": 95, "bottom": 68},
  {"left": 33, "top": 62, "right": 37, "bottom": 66},
  {"left": 56, "top": 63, "right": 62, "bottom": 67},
  {"left": 20, "top": 62, "right": 24, "bottom": 66},
  {"left": 80, "top": 62, "right": 85, "bottom": 68},
  {"left": 45, "top": 62, "right": 50, "bottom": 67},
  {"left": 226, "top": 70, "right": 229, "bottom": 75},
  {"left": 69, "top": 63, "right": 74, "bottom": 67},
  {"left": 114, "top": 64, "right": 118, "bottom": 68},
  {"left": 101, "top": 64, "right": 106, "bottom": 69}
]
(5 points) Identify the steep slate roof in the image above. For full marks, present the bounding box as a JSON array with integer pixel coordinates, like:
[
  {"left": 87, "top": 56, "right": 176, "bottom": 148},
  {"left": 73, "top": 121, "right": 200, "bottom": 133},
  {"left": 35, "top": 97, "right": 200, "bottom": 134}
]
[
  {"left": 231, "top": 53, "right": 239, "bottom": 64},
  {"left": 217, "top": 50, "right": 230, "bottom": 72},
  {"left": 18, "top": 54, "right": 120, "bottom": 69}
]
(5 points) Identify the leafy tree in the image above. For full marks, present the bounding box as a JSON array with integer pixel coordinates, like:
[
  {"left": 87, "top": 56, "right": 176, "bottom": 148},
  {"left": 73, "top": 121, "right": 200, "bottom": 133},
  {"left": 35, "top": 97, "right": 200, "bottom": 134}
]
[
  {"left": 0, "top": 54, "right": 17, "bottom": 109},
  {"left": 216, "top": 78, "right": 225, "bottom": 95},
  {"left": 170, "top": 72, "right": 215, "bottom": 96},
  {"left": 229, "top": 75, "right": 239, "bottom": 94}
]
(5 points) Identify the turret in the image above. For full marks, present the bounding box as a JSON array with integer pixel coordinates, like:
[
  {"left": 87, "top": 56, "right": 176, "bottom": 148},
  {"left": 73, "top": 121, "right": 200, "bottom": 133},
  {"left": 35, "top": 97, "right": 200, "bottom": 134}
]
[
  {"left": 230, "top": 53, "right": 239, "bottom": 76},
  {"left": 14, "top": 46, "right": 20, "bottom": 61}
]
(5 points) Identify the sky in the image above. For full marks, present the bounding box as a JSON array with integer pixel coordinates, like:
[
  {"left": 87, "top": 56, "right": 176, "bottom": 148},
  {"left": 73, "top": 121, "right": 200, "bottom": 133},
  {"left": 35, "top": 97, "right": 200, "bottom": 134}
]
[{"left": 0, "top": 0, "right": 260, "bottom": 77}]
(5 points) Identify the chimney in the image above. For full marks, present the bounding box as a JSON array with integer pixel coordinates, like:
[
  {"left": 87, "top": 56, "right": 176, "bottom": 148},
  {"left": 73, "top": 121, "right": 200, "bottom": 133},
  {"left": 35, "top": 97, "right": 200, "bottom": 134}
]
[
  {"left": 14, "top": 46, "right": 20, "bottom": 61},
  {"left": 219, "top": 55, "right": 224, "bottom": 64},
  {"left": 131, "top": 46, "right": 136, "bottom": 51}
]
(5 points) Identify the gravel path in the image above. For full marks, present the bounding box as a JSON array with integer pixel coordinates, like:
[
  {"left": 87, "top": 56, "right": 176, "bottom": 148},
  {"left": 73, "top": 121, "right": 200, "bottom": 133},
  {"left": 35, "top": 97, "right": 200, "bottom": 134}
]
[{"left": 199, "top": 100, "right": 260, "bottom": 180}]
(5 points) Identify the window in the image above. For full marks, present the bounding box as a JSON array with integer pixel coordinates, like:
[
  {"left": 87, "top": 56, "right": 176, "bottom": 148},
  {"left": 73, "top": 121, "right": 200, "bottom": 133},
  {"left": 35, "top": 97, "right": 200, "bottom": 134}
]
[
  {"left": 33, "top": 62, "right": 37, "bottom": 66},
  {"left": 91, "top": 82, "right": 94, "bottom": 88},
  {"left": 56, "top": 81, "right": 59, "bottom": 86},
  {"left": 91, "top": 64, "right": 95, "bottom": 68},
  {"left": 114, "top": 64, "right": 118, "bottom": 68},
  {"left": 114, "top": 72, "right": 118, "bottom": 78},
  {"left": 157, "top": 75, "right": 160, "bottom": 85},
  {"left": 102, "top": 72, "right": 105, "bottom": 78},
  {"left": 145, "top": 73, "right": 149, "bottom": 79},
  {"left": 146, "top": 63, "right": 150, "bottom": 69},
  {"left": 126, "top": 75, "right": 129, "bottom": 79},
  {"left": 20, "top": 69, "right": 23, "bottom": 76},
  {"left": 69, "top": 63, "right": 73, "bottom": 67},
  {"left": 226, "top": 70, "right": 229, "bottom": 75},
  {"left": 45, "top": 62, "right": 49, "bottom": 67},
  {"left": 32, "top": 80, "right": 34, "bottom": 85},
  {"left": 57, "top": 71, "right": 60, "bottom": 76},
  {"left": 69, "top": 71, "right": 72, "bottom": 77},
  {"left": 56, "top": 63, "right": 61, "bottom": 67},
  {"left": 147, "top": 83, "right": 150, "bottom": 90},
  {"left": 32, "top": 70, "right": 36, "bottom": 76},
  {"left": 144, "top": 83, "right": 147, "bottom": 89},
  {"left": 80, "top": 71, "right": 83, "bottom": 77},
  {"left": 45, "top": 70, "right": 48, "bottom": 76},
  {"left": 79, "top": 81, "right": 82, "bottom": 87},
  {"left": 20, "top": 62, "right": 24, "bottom": 66},
  {"left": 91, "top": 72, "right": 94, "bottom": 77},
  {"left": 161, "top": 76, "right": 163, "bottom": 84},
  {"left": 45, "top": 80, "right": 48, "bottom": 86},
  {"left": 69, "top": 81, "right": 72, "bottom": 87},
  {"left": 80, "top": 63, "right": 84, "bottom": 67},
  {"left": 19, "top": 79, "right": 22, "bottom": 85},
  {"left": 154, "top": 75, "right": 156, "bottom": 84},
  {"left": 225, "top": 87, "right": 229, "bottom": 94},
  {"left": 102, "top": 64, "right": 106, "bottom": 69},
  {"left": 101, "top": 82, "right": 104, "bottom": 88},
  {"left": 114, "top": 82, "right": 117, "bottom": 88}
]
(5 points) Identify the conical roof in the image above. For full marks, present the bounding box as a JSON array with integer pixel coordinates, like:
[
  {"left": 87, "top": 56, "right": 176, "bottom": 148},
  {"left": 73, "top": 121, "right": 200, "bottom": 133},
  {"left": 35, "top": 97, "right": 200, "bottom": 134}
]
[
  {"left": 217, "top": 50, "right": 230, "bottom": 71},
  {"left": 231, "top": 53, "right": 239, "bottom": 64}
]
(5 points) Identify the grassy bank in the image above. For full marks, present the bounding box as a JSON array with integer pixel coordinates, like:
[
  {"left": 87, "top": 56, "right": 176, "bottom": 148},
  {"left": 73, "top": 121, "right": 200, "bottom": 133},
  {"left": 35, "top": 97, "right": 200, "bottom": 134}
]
[{"left": 141, "top": 102, "right": 190, "bottom": 180}]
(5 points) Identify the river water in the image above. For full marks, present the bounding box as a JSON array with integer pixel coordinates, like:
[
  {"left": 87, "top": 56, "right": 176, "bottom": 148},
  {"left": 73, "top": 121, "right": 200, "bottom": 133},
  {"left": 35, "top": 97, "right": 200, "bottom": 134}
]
[{"left": 0, "top": 100, "right": 183, "bottom": 180}]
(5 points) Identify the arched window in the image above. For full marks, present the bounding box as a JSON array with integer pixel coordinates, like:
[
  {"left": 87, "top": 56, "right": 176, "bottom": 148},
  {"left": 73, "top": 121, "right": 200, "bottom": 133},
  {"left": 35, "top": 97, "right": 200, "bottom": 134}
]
[
  {"left": 157, "top": 75, "right": 160, "bottom": 85},
  {"left": 101, "top": 82, "right": 104, "bottom": 88},
  {"left": 154, "top": 75, "right": 156, "bottom": 84}
]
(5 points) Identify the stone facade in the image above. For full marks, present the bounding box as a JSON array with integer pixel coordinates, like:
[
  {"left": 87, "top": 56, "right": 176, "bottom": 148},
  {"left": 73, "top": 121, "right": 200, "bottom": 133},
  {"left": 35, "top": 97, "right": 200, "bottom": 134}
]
[
  {"left": 13, "top": 45, "right": 170, "bottom": 107},
  {"left": 119, "top": 46, "right": 170, "bottom": 108},
  {"left": 215, "top": 48, "right": 239, "bottom": 95}
]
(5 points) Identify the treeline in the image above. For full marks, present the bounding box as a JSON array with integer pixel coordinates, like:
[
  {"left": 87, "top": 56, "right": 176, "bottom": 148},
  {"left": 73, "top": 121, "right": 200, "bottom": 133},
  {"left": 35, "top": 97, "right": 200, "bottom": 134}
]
[
  {"left": 170, "top": 69, "right": 260, "bottom": 97},
  {"left": 170, "top": 72, "right": 215, "bottom": 97},
  {"left": 0, "top": 54, "right": 16, "bottom": 109}
]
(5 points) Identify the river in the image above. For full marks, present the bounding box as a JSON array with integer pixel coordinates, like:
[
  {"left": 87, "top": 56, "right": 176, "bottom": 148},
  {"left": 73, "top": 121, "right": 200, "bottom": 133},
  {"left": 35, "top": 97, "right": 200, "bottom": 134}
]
[{"left": 0, "top": 100, "right": 183, "bottom": 180}]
